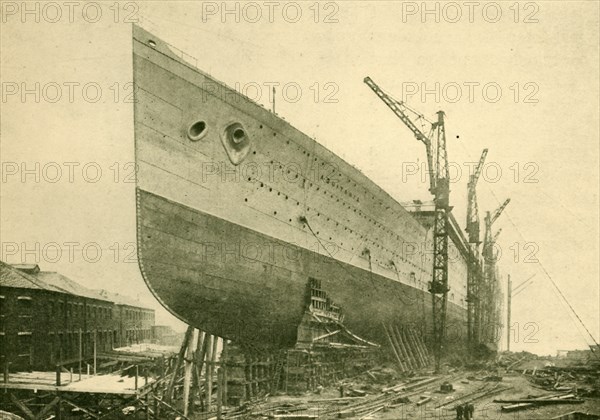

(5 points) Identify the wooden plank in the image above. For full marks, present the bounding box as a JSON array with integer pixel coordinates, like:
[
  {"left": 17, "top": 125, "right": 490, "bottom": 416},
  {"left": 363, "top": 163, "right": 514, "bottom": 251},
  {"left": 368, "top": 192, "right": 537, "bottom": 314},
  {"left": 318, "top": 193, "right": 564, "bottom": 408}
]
[
  {"left": 496, "top": 398, "right": 583, "bottom": 404},
  {"left": 0, "top": 382, "right": 137, "bottom": 395}
]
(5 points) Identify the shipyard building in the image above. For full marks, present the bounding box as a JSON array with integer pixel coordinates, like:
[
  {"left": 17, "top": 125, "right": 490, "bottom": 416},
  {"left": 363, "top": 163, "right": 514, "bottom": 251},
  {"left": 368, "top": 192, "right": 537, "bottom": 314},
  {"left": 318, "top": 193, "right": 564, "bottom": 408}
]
[{"left": 0, "top": 261, "right": 155, "bottom": 371}]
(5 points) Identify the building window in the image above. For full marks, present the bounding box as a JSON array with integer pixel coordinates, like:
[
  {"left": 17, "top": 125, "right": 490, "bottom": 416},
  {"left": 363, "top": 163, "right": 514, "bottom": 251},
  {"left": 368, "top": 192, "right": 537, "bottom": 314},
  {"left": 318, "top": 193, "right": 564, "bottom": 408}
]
[
  {"left": 17, "top": 296, "right": 32, "bottom": 313},
  {"left": 18, "top": 297, "right": 33, "bottom": 333},
  {"left": 18, "top": 334, "right": 31, "bottom": 351}
]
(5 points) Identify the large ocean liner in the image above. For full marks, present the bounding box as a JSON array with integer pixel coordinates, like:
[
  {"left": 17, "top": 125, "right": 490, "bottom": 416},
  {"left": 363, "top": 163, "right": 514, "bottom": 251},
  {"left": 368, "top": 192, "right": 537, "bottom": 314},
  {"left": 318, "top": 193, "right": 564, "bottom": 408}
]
[{"left": 133, "top": 25, "right": 472, "bottom": 350}]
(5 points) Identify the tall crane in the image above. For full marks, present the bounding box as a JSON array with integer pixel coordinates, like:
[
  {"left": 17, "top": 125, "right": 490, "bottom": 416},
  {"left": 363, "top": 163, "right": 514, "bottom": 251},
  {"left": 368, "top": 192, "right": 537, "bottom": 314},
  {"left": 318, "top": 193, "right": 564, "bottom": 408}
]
[
  {"left": 466, "top": 149, "right": 488, "bottom": 245},
  {"left": 492, "top": 228, "right": 503, "bottom": 244},
  {"left": 465, "top": 149, "right": 488, "bottom": 350},
  {"left": 480, "top": 198, "right": 510, "bottom": 345},
  {"left": 364, "top": 76, "right": 450, "bottom": 371}
]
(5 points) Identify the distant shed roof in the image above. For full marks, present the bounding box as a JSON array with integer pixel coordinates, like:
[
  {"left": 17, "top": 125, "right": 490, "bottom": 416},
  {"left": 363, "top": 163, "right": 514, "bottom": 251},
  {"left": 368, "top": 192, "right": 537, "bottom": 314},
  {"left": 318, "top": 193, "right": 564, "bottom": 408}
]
[
  {"left": 96, "top": 289, "right": 153, "bottom": 310},
  {"left": 0, "top": 261, "right": 64, "bottom": 293},
  {"left": 11, "top": 263, "right": 41, "bottom": 274}
]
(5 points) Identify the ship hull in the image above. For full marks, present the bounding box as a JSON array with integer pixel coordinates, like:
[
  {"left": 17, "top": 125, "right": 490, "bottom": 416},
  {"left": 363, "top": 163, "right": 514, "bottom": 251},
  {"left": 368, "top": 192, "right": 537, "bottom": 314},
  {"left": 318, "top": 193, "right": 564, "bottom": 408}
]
[
  {"left": 137, "top": 188, "right": 467, "bottom": 348},
  {"left": 132, "top": 25, "right": 469, "bottom": 350}
]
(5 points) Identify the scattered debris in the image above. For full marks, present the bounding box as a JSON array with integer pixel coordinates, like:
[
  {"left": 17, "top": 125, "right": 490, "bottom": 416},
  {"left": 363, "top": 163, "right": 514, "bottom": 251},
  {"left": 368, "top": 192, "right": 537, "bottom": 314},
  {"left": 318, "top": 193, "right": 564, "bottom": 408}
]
[
  {"left": 416, "top": 396, "right": 432, "bottom": 406},
  {"left": 439, "top": 381, "right": 454, "bottom": 393}
]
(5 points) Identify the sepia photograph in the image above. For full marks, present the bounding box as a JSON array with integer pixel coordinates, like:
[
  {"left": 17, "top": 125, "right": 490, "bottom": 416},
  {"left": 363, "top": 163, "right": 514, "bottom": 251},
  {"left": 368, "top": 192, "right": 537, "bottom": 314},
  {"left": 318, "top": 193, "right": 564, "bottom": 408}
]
[{"left": 1, "top": 1, "right": 599, "bottom": 418}]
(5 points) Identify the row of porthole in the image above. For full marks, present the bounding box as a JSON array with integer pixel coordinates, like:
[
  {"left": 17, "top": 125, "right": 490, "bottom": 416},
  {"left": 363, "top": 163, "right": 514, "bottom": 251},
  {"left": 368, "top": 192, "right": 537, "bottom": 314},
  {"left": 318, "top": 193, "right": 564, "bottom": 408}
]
[
  {"left": 294, "top": 173, "right": 410, "bottom": 240},
  {"left": 241, "top": 162, "right": 445, "bottom": 267},
  {"left": 285, "top": 141, "right": 363, "bottom": 203},
  {"left": 275, "top": 135, "right": 430, "bottom": 233},
  {"left": 244, "top": 177, "right": 432, "bottom": 265},
  {"left": 245, "top": 178, "right": 367, "bottom": 252},
  {"left": 248, "top": 175, "right": 425, "bottom": 260}
]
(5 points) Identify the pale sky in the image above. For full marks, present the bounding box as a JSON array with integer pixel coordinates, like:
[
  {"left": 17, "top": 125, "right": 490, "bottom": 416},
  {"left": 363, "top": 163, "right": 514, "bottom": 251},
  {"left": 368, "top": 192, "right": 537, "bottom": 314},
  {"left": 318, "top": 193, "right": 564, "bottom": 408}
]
[{"left": 1, "top": 1, "right": 598, "bottom": 355}]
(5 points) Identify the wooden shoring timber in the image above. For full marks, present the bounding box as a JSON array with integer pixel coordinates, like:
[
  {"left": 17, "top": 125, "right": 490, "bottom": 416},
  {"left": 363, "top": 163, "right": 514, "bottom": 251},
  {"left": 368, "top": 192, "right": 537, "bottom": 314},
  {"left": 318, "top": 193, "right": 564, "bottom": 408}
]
[
  {"left": 408, "top": 328, "right": 427, "bottom": 367},
  {"left": 388, "top": 325, "right": 406, "bottom": 370},
  {"left": 216, "top": 367, "right": 224, "bottom": 420},
  {"left": 402, "top": 327, "right": 423, "bottom": 368},
  {"left": 395, "top": 325, "right": 416, "bottom": 370},
  {"left": 204, "top": 334, "right": 214, "bottom": 409},
  {"left": 166, "top": 325, "right": 194, "bottom": 403},
  {"left": 195, "top": 330, "right": 210, "bottom": 408},
  {"left": 138, "top": 370, "right": 175, "bottom": 398},
  {"left": 153, "top": 396, "right": 190, "bottom": 419},
  {"left": 382, "top": 324, "right": 405, "bottom": 372},
  {"left": 204, "top": 334, "right": 215, "bottom": 411},
  {"left": 400, "top": 327, "right": 419, "bottom": 367},
  {"left": 393, "top": 325, "right": 416, "bottom": 370},
  {"left": 413, "top": 327, "right": 432, "bottom": 365},
  {"left": 271, "top": 350, "right": 286, "bottom": 393},
  {"left": 252, "top": 355, "right": 259, "bottom": 397},
  {"left": 145, "top": 394, "right": 151, "bottom": 420},
  {"left": 285, "top": 351, "right": 289, "bottom": 393},
  {"left": 416, "top": 329, "right": 432, "bottom": 364},
  {"left": 388, "top": 324, "right": 408, "bottom": 372},
  {"left": 210, "top": 335, "right": 219, "bottom": 409},
  {"left": 182, "top": 329, "right": 196, "bottom": 416},
  {"left": 244, "top": 353, "right": 252, "bottom": 400},
  {"left": 191, "top": 330, "right": 206, "bottom": 411},
  {"left": 221, "top": 339, "right": 228, "bottom": 406}
]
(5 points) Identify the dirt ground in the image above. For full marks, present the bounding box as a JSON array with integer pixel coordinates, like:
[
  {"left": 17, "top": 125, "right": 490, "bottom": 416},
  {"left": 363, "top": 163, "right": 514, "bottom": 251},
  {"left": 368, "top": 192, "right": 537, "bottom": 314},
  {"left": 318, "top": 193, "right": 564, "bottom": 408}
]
[
  {"left": 375, "top": 373, "right": 600, "bottom": 419},
  {"left": 242, "top": 363, "right": 600, "bottom": 419}
]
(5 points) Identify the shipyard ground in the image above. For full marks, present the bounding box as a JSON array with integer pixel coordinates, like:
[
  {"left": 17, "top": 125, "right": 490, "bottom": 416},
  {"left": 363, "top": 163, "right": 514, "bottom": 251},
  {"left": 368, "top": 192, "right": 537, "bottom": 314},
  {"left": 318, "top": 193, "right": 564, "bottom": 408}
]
[
  {"left": 202, "top": 355, "right": 600, "bottom": 420},
  {"left": 1, "top": 350, "right": 598, "bottom": 419}
]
